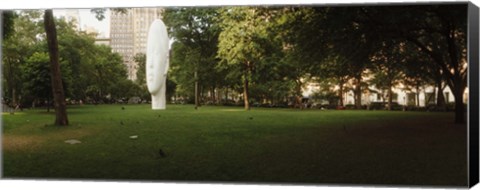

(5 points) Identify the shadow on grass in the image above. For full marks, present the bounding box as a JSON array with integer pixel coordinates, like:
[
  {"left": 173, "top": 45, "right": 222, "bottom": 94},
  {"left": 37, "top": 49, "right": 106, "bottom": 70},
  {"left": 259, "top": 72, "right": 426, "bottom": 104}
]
[{"left": 2, "top": 104, "right": 468, "bottom": 187}]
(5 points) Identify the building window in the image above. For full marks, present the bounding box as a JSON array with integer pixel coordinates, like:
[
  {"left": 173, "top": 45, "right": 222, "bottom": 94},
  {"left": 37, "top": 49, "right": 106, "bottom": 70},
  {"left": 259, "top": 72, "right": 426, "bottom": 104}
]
[
  {"left": 425, "top": 92, "right": 436, "bottom": 105},
  {"left": 391, "top": 93, "right": 398, "bottom": 102},
  {"left": 407, "top": 93, "right": 416, "bottom": 106}
]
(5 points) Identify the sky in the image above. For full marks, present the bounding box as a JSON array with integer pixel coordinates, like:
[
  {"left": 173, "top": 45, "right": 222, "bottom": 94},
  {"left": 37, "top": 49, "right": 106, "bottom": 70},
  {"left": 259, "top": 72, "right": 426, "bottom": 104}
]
[
  {"left": 53, "top": 9, "right": 110, "bottom": 38},
  {"left": 1, "top": 1, "right": 479, "bottom": 190},
  {"left": 25, "top": 0, "right": 478, "bottom": 40}
]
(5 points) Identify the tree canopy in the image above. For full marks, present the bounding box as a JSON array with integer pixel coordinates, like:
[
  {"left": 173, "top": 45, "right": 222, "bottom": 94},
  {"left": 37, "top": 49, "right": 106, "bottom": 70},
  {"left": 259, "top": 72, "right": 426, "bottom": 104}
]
[{"left": 3, "top": 4, "right": 470, "bottom": 124}]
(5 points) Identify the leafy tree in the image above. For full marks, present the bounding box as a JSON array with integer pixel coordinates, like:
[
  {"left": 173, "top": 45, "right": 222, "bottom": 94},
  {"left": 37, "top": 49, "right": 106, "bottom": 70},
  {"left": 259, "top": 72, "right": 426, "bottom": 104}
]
[
  {"left": 168, "top": 41, "right": 199, "bottom": 103},
  {"left": 369, "top": 41, "right": 407, "bottom": 110},
  {"left": 89, "top": 45, "right": 127, "bottom": 102},
  {"left": 134, "top": 53, "right": 151, "bottom": 101},
  {"left": 109, "top": 79, "right": 141, "bottom": 101},
  {"left": 2, "top": 11, "right": 16, "bottom": 39},
  {"left": 2, "top": 11, "right": 44, "bottom": 108},
  {"left": 22, "top": 52, "right": 53, "bottom": 111},
  {"left": 354, "top": 5, "right": 468, "bottom": 123},
  {"left": 57, "top": 20, "right": 97, "bottom": 101},
  {"left": 310, "top": 79, "right": 341, "bottom": 106},
  {"left": 217, "top": 7, "right": 282, "bottom": 110},
  {"left": 314, "top": 55, "right": 352, "bottom": 107},
  {"left": 324, "top": 7, "right": 383, "bottom": 109},
  {"left": 401, "top": 41, "right": 442, "bottom": 108},
  {"left": 282, "top": 7, "right": 380, "bottom": 109},
  {"left": 164, "top": 7, "right": 221, "bottom": 108},
  {"left": 134, "top": 53, "right": 147, "bottom": 86}
]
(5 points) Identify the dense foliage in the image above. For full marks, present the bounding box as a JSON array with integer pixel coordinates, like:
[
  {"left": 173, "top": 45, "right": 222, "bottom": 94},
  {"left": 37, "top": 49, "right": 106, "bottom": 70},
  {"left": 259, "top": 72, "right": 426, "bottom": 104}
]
[
  {"left": 2, "top": 11, "right": 133, "bottom": 109},
  {"left": 2, "top": 4, "right": 469, "bottom": 123},
  {"left": 164, "top": 5, "right": 468, "bottom": 123}
]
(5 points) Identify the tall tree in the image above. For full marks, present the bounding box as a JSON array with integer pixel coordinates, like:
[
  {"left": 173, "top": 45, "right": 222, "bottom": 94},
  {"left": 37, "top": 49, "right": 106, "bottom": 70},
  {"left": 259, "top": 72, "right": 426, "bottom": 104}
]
[
  {"left": 2, "top": 11, "right": 16, "bottom": 39},
  {"left": 134, "top": 53, "right": 147, "bottom": 86},
  {"left": 57, "top": 20, "right": 97, "bottom": 102},
  {"left": 283, "top": 7, "right": 380, "bottom": 109},
  {"left": 164, "top": 7, "right": 221, "bottom": 109},
  {"left": 369, "top": 41, "right": 407, "bottom": 110},
  {"left": 89, "top": 45, "right": 126, "bottom": 103},
  {"left": 217, "top": 7, "right": 281, "bottom": 110},
  {"left": 2, "top": 11, "right": 43, "bottom": 108},
  {"left": 275, "top": 7, "right": 325, "bottom": 108},
  {"left": 408, "top": 5, "right": 467, "bottom": 122},
  {"left": 355, "top": 5, "right": 468, "bottom": 123},
  {"left": 315, "top": 55, "right": 352, "bottom": 107},
  {"left": 44, "top": 9, "right": 68, "bottom": 126},
  {"left": 22, "top": 52, "right": 53, "bottom": 111}
]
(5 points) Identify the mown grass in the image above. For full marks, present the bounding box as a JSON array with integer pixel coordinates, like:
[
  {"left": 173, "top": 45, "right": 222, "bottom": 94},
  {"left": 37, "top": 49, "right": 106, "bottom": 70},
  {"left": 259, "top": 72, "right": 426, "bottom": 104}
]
[{"left": 1, "top": 104, "right": 467, "bottom": 187}]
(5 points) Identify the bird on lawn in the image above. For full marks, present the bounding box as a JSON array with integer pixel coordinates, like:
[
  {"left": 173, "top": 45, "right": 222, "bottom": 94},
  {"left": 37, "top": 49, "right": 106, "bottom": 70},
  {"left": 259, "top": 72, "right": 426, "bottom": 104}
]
[{"left": 158, "top": 148, "right": 166, "bottom": 158}]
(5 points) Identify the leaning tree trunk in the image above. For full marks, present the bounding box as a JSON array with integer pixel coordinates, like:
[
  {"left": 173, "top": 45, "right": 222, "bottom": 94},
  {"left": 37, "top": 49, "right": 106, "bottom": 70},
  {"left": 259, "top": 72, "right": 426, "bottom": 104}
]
[{"left": 44, "top": 9, "right": 69, "bottom": 126}]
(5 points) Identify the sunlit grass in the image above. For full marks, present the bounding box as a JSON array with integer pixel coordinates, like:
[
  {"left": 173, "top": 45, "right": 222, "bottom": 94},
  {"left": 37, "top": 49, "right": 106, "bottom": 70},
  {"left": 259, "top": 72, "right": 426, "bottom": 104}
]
[{"left": 1, "top": 104, "right": 467, "bottom": 186}]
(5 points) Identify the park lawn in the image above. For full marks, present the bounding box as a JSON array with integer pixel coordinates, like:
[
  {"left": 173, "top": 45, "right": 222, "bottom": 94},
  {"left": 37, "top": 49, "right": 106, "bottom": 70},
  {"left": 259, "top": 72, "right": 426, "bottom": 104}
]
[{"left": 2, "top": 104, "right": 467, "bottom": 187}]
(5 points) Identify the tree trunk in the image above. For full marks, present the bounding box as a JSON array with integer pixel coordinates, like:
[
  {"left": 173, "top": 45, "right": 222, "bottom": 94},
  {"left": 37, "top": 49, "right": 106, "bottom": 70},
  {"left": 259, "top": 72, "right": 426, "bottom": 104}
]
[
  {"left": 7, "top": 58, "right": 17, "bottom": 109},
  {"left": 294, "top": 79, "right": 303, "bottom": 109},
  {"left": 354, "top": 76, "right": 362, "bottom": 109},
  {"left": 44, "top": 10, "right": 68, "bottom": 126},
  {"left": 243, "top": 75, "right": 250, "bottom": 110},
  {"left": 211, "top": 86, "right": 216, "bottom": 104},
  {"left": 338, "top": 78, "right": 344, "bottom": 106},
  {"left": 216, "top": 88, "right": 221, "bottom": 104},
  {"left": 243, "top": 62, "right": 251, "bottom": 110},
  {"left": 436, "top": 81, "right": 446, "bottom": 111},
  {"left": 194, "top": 70, "right": 199, "bottom": 109},
  {"left": 47, "top": 97, "right": 50, "bottom": 112},
  {"left": 224, "top": 87, "right": 228, "bottom": 102},
  {"left": 453, "top": 83, "right": 466, "bottom": 124},
  {"left": 387, "top": 87, "right": 393, "bottom": 111},
  {"left": 416, "top": 85, "right": 420, "bottom": 107},
  {"left": 12, "top": 89, "right": 16, "bottom": 108}
]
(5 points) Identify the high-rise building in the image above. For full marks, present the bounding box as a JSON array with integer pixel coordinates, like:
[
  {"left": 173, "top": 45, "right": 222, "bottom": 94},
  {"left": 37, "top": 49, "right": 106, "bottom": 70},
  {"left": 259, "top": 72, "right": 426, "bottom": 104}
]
[
  {"left": 64, "top": 9, "right": 81, "bottom": 31},
  {"left": 110, "top": 8, "right": 164, "bottom": 81}
]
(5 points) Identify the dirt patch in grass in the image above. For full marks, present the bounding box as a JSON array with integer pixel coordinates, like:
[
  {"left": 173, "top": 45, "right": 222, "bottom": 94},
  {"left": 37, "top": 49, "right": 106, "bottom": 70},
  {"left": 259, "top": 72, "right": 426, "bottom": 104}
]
[
  {"left": 2, "top": 135, "right": 45, "bottom": 152},
  {"left": 2, "top": 105, "right": 468, "bottom": 186},
  {"left": 3, "top": 126, "right": 97, "bottom": 152}
]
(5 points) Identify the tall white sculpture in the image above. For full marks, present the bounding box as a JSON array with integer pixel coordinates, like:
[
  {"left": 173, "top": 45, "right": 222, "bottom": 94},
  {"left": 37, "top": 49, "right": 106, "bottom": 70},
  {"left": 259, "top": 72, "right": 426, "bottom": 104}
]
[{"left": 146, "top": 19, "right": 170, "bottom": 110}]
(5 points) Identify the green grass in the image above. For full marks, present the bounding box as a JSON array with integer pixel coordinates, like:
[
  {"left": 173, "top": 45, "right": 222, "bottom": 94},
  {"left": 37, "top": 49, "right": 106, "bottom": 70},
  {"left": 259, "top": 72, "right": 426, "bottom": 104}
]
[{"left": 2, "top": 104, "right": 467, "bottom": 187}]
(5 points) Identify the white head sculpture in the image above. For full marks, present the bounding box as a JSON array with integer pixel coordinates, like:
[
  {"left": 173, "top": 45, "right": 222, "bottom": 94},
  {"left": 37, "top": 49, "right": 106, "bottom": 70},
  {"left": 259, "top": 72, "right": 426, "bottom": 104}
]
[{"left": 146, "top": 19, "right": 170, "bottom": 110}]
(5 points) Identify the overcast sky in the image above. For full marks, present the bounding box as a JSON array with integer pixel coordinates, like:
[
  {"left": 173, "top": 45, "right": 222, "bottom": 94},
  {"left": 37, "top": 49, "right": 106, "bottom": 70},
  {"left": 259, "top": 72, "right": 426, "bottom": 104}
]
[
  {"left": 53, "top": 9, "right": 110, "bottom": 38},
  {"left": 7, "top": 0, "right": 477, "bottom": 39}
]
